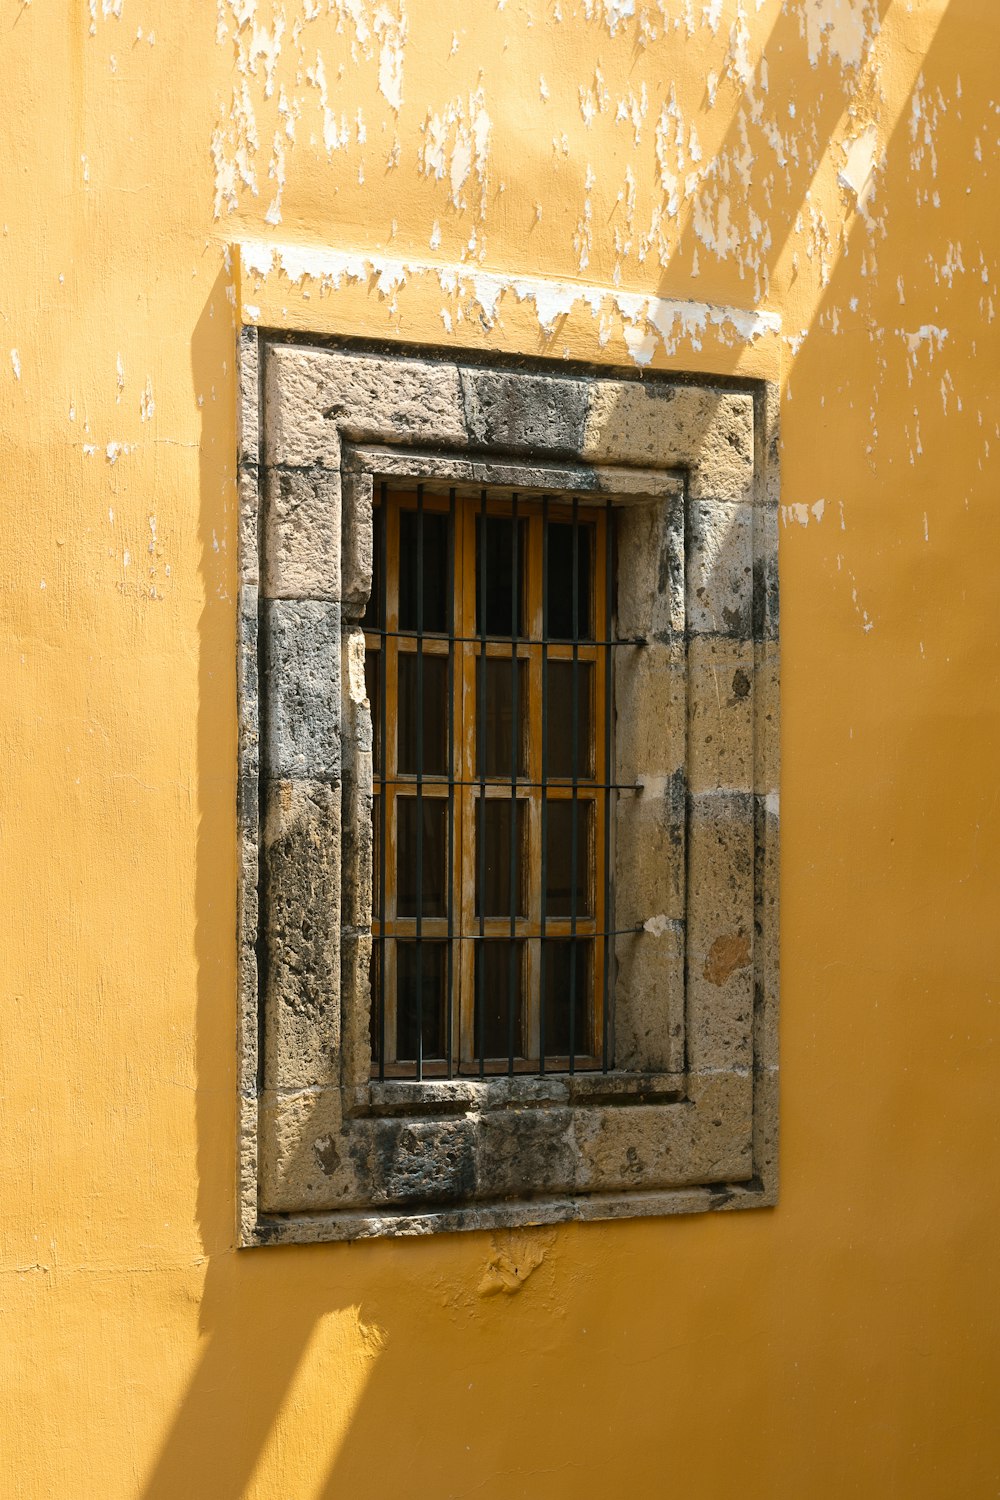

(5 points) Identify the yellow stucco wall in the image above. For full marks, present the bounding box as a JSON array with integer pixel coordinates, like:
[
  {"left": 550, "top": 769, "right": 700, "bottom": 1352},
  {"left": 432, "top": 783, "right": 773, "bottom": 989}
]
[{"left": 3, "top": 0, "right": 999, "bottom": 1494}]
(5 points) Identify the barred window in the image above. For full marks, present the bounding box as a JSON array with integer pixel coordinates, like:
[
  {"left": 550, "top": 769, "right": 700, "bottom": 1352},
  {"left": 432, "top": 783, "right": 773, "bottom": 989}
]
[
  {"left": 238, "top": 336, "right": 778, "bottom": 1244},
  {"left": 364, "top": 484, "right": 619, "bottom": 1077}
]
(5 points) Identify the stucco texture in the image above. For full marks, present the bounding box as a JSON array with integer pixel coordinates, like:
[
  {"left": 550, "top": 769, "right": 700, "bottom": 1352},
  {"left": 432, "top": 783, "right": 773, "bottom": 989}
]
[{"left": 2, "top": 0, "right": 998, "bottom": 1496}]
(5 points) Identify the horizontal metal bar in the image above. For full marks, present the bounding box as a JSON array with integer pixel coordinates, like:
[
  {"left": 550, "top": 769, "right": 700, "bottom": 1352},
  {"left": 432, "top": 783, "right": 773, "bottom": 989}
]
[
  {"left": 373, "top": 777, "right": 633, "bottom": 791},
  {"left": 369, "top": 925, "right": 650, "bottom": 940},
  {"left": 364, "top": 630, "right": 646, "bottom": 648}
]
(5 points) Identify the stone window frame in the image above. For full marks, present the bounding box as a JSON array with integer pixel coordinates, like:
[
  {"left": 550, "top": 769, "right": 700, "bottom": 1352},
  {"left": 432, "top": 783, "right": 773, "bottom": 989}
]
[{"left": 236, "top": 329, "right": 779, "bottom": 1246}]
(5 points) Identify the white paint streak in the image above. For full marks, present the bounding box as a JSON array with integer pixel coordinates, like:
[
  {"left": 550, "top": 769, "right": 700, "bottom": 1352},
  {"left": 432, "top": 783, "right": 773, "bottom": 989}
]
[
  {"left": 239, "top": 239, "right": 781, "bottom": 361},
  {"left": 375, "top": 5, "right": 407, "bottom": 112}
]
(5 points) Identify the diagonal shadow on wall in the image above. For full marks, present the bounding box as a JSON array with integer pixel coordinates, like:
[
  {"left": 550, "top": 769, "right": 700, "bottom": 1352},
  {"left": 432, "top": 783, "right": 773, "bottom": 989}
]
[{"left": 139, "top": 0, "right": 969, "bottom": 1488}]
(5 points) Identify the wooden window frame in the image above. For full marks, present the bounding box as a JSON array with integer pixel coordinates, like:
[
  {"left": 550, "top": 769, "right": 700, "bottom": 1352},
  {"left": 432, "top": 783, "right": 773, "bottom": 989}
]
[{"left": 366, "top": 486, "right": 610, "bottom": 1076}]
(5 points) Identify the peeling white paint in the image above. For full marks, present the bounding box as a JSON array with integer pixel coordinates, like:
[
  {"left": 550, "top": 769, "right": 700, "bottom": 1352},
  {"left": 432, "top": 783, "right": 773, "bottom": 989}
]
[
  {"left": 782, "top": 499, "right": 826, "bottom": 527},
  {"left": 10, "top": 349, "right": 20, "bottom": 380},
  {"left": 375, "top": 6, "right": 406, "bottom": 112},
  {"left": 838, "top": 123, "right": 878, "bottom": 211},
  {"left": 590, "top": 0, "right": 635, "bottom": 39},
  {"left": 239, "top": 238, "right": 781, "bottom": 361},
  {"left": 804, "top": 0, "right": 876, "bottom": 71}
]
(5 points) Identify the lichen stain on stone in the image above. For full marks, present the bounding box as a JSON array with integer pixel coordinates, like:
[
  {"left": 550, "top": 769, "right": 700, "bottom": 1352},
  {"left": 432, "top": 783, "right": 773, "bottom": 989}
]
[
  {"left": 315, "top": 1134, "right": 340, "bottom": 1176},
  {"left": 477, "top": 1227, "right": 558, "bottom": 1297},
  {"left": 703, "top": 932, "right": 751, "bottom": 987}
]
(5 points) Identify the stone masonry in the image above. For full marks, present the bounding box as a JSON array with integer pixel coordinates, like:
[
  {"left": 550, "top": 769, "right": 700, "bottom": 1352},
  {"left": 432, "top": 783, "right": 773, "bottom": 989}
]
[{"left": 237, "top": 332, "right": 779, "bottom": 1245}]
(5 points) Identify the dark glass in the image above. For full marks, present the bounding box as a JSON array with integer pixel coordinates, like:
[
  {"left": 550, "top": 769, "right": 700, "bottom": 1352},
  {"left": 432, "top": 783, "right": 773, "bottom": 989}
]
[
  {"left": 396, "top": 797, "right": 448, "bottom": 916},
  {"left": 476, "top": 516, "right": 528, "bottom": 637},
  {"left": 396, "top": 940, "right": 447, "bottom": 1060},
  {"left": 362, "top": 506, "right": 383, "bottom": 628},
  {"left": 372, "top": 794, "right": 381, "bottom": 918},
  {"left": 476, "top": 657, "right": 527, "bottom": 777},
  {"left": 545, "top": 660, "right": 593, "bottom": 779},
  {"left": 544, "top": 799, "right": 592, "bottom": 917},
  {"left": 474, "top": 940, "right": 525, "bottom": 1059},
  {"left": 369, "top": 942, "right": 382, "bottom": 1061},
  {"left": 399, "top": 509, "right": 450, "bottom": 633},
  {"left": 546, "top": 520, "right": 593, "bottom": 640},
  {"left": 476, "top": 799, "right": 527, "bottom": 917},
  {"left": 398, "top": 652, "right": 449, "bottom": 775},
  {"left": 543, "top": 939, "right": 592, "bottom": 1058},
  {"left": 365, "top": 650, "right": 381, "bottom": 774}
]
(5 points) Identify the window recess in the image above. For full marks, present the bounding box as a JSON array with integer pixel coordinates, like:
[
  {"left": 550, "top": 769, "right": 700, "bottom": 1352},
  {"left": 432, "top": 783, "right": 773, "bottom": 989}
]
[{"left": 364, "top": 484, "right": 632, "bottom": 1079}]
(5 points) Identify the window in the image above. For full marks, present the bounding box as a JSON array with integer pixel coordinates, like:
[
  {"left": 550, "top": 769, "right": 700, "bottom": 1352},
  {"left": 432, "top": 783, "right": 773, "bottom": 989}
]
[
  {"left": 364, "top": 485, "right": 616, "bottom": 1078},
  {"left": 237, "top": 334, "right": 779, "bottom": 1245}
]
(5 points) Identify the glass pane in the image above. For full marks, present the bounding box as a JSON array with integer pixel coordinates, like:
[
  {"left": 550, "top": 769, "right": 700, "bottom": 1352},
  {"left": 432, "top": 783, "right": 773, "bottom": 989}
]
[
  {"left": 544, "top": 799, "right": 593, "bottom": 917},
  {"left": 399, "top": 509, "right": 450, "bottom": 634},
  {"left": 474, "top": 940, "right": 525, "bottom": 1060},
  {"left": 362, "top": 506, "right": 383, "bottom": 628},
  {"left": 546, "top": 520, "right": 593, "bottom": 640},
  {"left": 475, "top": 515, "right": 528, "bottom": 637},
  {"left": 372, "top": 794, "right": 382, "bottom": 919},
  {"left": 476, "top": 799, "right": 527, "bottom": 917},
  {"left": 365, "top": 650, "right": 381, "bottom": 774},
  {"left": 369, "top": 941, "right": 382, "bottom": 1062},
  {"left": 476, "top": 657, "right": 527, "bottom": 778},
  {"left": 398, "top": 652, "right": 449, "bottom": 775},
  {"left": 396, "top": 940, "right": 447, "bottom": 1061},
  {"left": 396, "top": 797, "right": 448, "bottom": 916},
  {"left": 542, "top": 939, "right": 592, "bottom": 1059},
  {"left": 545, "top": 660, "right": 593, "bottom": 780}
]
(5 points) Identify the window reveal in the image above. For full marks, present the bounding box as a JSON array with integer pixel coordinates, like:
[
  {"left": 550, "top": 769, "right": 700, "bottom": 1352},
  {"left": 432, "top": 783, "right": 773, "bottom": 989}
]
[{"left": 363, "top": 484, "right": 618, "bottom": 1078}]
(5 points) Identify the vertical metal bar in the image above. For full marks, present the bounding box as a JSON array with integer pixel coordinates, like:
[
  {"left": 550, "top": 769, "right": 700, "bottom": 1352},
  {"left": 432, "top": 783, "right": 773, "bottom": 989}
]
[
  {"left": 477, "top": 489, "right": 488, "bottom": 1077},
  {"left": 508, "top": 493, "right": 519, "bottom": 1076},
  {"left": 415, "top": 485, "right": 424, "bottom": 1080},
  {"left": 539, "top": 496, "right": 549, "bottom": 1075},
  {"left": 602, "top": 497, "right": 613, "bottom": 1073},
  {"left": 446, "top": 486, "right": 456, "bottom": 1079},
  {"left": 569, "top": 496, "right": 579, "bottom": 1074},
  {"left": 377, "top": 484, "right": 388, "bottom": 1082}
]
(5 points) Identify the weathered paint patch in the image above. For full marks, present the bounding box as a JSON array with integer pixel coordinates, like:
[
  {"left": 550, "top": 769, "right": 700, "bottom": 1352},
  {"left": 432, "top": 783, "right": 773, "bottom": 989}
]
[{"left": 238, "top": 238, "right": 782, "bottom": 371}]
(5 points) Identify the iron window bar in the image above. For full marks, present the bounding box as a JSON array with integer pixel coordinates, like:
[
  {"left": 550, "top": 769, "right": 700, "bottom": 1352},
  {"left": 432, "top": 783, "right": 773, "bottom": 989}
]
[
  {"left": 369, "top": 630, "right": 645, "bottom": 647},
  {"left": 477, "top": 487, "right": 488, "bottom": 1080},
  {"left": 539, "top": 493, "right": 549, "bottom": 1074},
  {"left": 569, "top": 496, "right": 579, "bottom": 1075},
  {"left": 414, "top": 483, "right": 425, "bottom": 1081},
  {"left": 376, "top": 482, "right": 388, "bottom": 1083},
  {"left": 446, "top": 486, "right": 456, "bottom": 1079}
]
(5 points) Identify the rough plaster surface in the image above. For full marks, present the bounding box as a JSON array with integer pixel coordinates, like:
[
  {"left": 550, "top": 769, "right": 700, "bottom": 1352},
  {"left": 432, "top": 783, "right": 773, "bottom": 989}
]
[{"left": 238, "top": 333, "right": 779, "bottom": 1244}]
